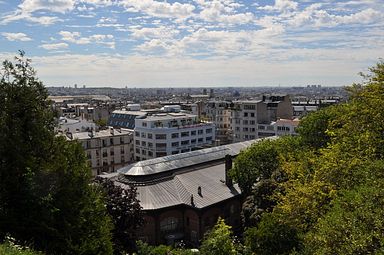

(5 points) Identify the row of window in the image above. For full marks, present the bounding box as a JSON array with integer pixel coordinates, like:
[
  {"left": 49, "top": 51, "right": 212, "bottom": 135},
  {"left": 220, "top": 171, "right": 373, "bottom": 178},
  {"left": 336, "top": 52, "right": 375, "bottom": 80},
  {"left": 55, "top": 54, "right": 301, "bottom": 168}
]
[
  {"left": 134, "top": 129, "right": 213, "bottom": 139},
  {"left": 83, "top": 136, "right": 131, "bottom": 149},
  {"left": 135, "top": 137, "right": 213, "bottom": 149}
]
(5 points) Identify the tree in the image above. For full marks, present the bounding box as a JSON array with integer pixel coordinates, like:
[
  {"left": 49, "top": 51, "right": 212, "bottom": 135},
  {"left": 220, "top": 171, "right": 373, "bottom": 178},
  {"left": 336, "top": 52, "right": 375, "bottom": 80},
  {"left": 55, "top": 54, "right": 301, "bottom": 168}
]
[
  {"left": 0, "top": 52, "right": 113, "bottom": 254},
  {"left": 200, "top": 218, "right": 239, "bottom": 255},
  {"left": 245, "top": 213, "right": 300, "bottom": 255},
  {"left": 230, "top": 139, "right": 280, "bottom": 196},
  {"left": 95, "top": 177, "right": 144, "bottom": 254}
]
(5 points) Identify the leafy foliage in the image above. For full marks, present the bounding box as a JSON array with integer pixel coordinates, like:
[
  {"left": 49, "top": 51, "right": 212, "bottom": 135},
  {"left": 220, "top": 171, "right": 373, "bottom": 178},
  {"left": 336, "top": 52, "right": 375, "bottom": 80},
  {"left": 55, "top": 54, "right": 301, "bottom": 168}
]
[
  {"left": 0, "top": 52, "right": 113, "bottom": 254},
  {"left": 95, "top": 177, "right": 144, "bottom": 254},
  {"left": 199, "top": 218, "right": 240, "bottom": 255}
]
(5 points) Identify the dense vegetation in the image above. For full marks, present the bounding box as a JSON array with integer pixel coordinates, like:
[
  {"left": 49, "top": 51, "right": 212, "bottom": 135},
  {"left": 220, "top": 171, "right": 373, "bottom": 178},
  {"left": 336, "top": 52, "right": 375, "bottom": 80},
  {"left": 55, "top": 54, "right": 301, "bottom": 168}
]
[
  {"left": 0, "top": 53, "right": 142, "bottom": 255},
  {"left": 232, "top": 60, "right": 384, "bottom": 255}
]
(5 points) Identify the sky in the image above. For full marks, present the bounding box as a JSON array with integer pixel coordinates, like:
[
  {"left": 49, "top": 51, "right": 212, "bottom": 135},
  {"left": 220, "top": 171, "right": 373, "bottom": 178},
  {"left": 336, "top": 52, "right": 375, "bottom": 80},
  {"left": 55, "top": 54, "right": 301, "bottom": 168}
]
[{"left": 0, "top": 0, "right": 383, "bottom": 88}]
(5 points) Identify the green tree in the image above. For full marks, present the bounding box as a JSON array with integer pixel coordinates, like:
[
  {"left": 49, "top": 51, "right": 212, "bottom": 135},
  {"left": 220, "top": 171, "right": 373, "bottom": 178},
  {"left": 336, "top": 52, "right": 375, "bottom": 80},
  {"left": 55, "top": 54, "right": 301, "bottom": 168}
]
[
  {"left": 200, "top": 218, "right": 239, "bottom": 255},
  {"left": 230, "top": 139, "right": 280, "bottom": 196},
  {"left": 245, "top": 213, "right": 300, "bottom": 255},
  {"left": 0, "top": 53, "right": 113, "bottom": 254},
  {"left": 95, "top": 177, "right": 144, "bottom": 254}
]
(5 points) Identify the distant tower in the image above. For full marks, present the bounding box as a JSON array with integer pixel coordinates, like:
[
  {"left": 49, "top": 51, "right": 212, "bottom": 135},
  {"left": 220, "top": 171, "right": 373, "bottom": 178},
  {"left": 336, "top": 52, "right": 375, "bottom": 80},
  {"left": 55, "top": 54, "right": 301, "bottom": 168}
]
[
  {"left": 74, "top": 84, "right": 78, "bottom": 89},
  {"left": 203, "top": 88, "right": 207, "bottom": 95}
]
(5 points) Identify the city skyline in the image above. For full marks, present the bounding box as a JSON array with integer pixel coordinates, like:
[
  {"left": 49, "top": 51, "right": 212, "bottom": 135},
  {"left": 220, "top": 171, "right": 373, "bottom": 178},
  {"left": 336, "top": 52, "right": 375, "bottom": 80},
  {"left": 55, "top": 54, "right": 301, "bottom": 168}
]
[{"left": 1, "top": 0, "right": 383, "bottom": 87}]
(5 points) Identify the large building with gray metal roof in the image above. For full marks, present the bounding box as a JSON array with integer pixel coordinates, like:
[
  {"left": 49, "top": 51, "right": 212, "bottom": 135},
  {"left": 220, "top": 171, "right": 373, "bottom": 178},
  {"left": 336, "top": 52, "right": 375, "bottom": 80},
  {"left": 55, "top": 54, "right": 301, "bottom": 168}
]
[{"left": 101, "top": 137, "right": 275, "bottom": 246}]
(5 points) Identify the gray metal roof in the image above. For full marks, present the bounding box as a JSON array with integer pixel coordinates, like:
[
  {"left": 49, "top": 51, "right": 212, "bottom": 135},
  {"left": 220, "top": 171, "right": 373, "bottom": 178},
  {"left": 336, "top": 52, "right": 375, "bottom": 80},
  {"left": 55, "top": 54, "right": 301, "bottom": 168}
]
[
  {"left": 118, "top": 138, "right": 271, "bottom": 177},
  {"left": 115, "top": 163, "right": 241, "bottom": 210}
]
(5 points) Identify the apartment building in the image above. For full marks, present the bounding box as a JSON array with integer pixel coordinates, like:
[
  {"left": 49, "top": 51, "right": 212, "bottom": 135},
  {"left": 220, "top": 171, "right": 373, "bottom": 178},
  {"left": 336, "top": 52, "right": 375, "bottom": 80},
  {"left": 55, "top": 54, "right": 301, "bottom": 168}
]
[
  {"left": 203, "top": 101, "right": 232, "bottom": 145},
  {"left": 134, "top": 113, "right": 215, "bottom": 161},
  {"left": 231, "top": 94, "right": 293, "bottom": 142},
  {"left": 65, "top": 127, "right": 134, "bottom": 176}
]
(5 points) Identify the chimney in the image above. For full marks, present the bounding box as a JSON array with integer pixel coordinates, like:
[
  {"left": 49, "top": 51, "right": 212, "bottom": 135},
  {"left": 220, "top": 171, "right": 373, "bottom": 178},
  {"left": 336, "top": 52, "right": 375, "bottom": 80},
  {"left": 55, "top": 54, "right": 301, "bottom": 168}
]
[
  {"left": 198, "top": 186, "right": 202, "bottom": 196},
  {"left": 66, "top": 132, "right": 73, "bottom": 140},
  {"left": 225, "top": 154, "right": 233, "bottom": 187}
]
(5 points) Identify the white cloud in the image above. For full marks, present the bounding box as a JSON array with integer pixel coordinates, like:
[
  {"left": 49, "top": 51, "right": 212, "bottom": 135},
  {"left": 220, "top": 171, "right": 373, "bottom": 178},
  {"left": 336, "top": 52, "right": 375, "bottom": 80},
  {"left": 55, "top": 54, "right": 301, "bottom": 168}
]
[
  {"left": 131, "top": 26, "right": 180, "bottom": 40},
  {"left": 40, "top": 42, "right": 69, "bottom": 50},
  {"left": 1, "top": 0, "right": 73, "bottom": 25},
  {"left": 19, "top": 0, "right": 76, "bottom": 13},
  {"left": 20, "top": 52, "right": 379, "bottom": 87},
  {"left": 259, "top": 0, "right": 298, "bottom": 12},
  {"left": 2, "top": 32, "right": 32, "bottom": 41},
  {"left": 120, "top": 0, "right": 195, "bottom": 19},
  {"left": 196, "top": 0, "right": 254, "bottom": 25},
  {"left": 286, "top": 4, "right": 382, "bottom": 28},
  {"left": 59, "top": 31, "right": 115, "bottom": 48}
]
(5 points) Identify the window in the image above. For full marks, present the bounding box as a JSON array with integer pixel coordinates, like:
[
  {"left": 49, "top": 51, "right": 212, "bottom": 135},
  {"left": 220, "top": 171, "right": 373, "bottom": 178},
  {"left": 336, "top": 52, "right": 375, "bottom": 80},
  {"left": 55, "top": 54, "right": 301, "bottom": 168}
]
[
  {"left": 148, "top": 142, "right": 153, "bottom": 148},
  {"left": 206, "top": 136, "right": 212, "bottom": 141},
  {"left": 172, "top": 142, "right": 179, "bottom": 147},
  {"left": 191, "top": 130, "right": 196, "bottom": 136},
  {"left": 147, "top": 133, "right": 153, "bottom": 139},
  {"left": 198, "top": 130, "right": 203, "bottom": 135},
  {"left": 156, "top": 143, "right": 167, "bottom": 149},
  {"left": 181, "top": 131, "right": 189, "bottom": 137},
  {"left": 135, "top": 131, "right": 140, "bottom": 137},
  {"left": 191, "top": 139, "right": 196, "bottom": 144},
  {"left": 155, "top": 134, "right": 167, "bottom": 139},
  {"left": 206, "top": 128, "right": 212, "bottom": 134},
  {"left": 148, "top": 151, "right": 153, "bottom": 157},
  {"left": 110, "top": 148, "right": 114, "bottom": 156},
  {"left": 136, "top": 148, "right": 140, "bottom": 153},
  {"left": 120, "top": 146, "right": 125, "bottom": 154},
  {"left": 258, "top": 125, "right": 265, "bottom": 130},
  {"left": 250, "top": 112, "right": 255, "bottom": 117},
  {"left": 181, "top": 140, "right": 189, "bottom": 145},
  {"left": 156, "top": 152, "right": 167, "bottom": 157},
  {"left": 142, "top": 122, "right": 147, "bottom": 127},
  {"left": 141, "top": 132, "right": 146, "bottom": 138},
  {"left": 172, "top": 150, "right": 179, "bottom": 155},
  {"left": 141, "top": 150, "right": 146, "bottom": 155},
  {"left": 120, "top": 137, "right": 124, "bottom": 144},
  {"left": 243, "top": 127, "right": 249, "bottom": 132},
  {"left": 160, "top": 217, "right": 179, "bottom": 232},
  {"left": 244, "top": 112, "right": 248, "bottom": 117},
  {"left": 141, "top": 141, "right": 146, "bottom": 146},
  {"left": 243, "top": 120, "right": 248, "bottom": 125},
  {"left": 198, "top": 138, "right": 203, "bottom": 143},
  {"left": 244, "top": 104, "right": 255, "bottom": 110},
  {"left": 135, "top": 140, "right": 140, "bottom": 145},
  {"left": 110, "top": 138, "right": 114, "bottom": 145},
  {"left": 172, "top": 133, "right": 179, "bottom": 138}
]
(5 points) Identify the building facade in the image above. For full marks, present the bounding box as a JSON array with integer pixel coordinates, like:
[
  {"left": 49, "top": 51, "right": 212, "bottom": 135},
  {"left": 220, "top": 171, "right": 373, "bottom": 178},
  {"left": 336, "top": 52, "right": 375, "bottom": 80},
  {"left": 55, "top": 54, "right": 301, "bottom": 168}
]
[
  {"left": 203, "top": 101, "right": 232, "bottom": 145},
  {"left": 65, "top": 127, "right": 134, "bottom": 176},
  {"left": 231, "top": 95, "right": 294, "bottom": 142},
  {"left": 134, "top": 113, "right": 215, "bottom": 161}
]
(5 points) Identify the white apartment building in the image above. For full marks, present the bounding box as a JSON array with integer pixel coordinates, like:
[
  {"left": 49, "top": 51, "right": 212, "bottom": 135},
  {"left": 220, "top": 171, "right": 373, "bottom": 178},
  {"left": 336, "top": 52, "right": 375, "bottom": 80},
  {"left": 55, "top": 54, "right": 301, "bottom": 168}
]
[
  {"left": 134, "top": 113, "right": 215, "bottom": 161},
  {"left": 231, "top": 95, "right": 293, "bottom": 142},
  {"left": 65, "top": 127, "right": 134, "bottom": 176}
]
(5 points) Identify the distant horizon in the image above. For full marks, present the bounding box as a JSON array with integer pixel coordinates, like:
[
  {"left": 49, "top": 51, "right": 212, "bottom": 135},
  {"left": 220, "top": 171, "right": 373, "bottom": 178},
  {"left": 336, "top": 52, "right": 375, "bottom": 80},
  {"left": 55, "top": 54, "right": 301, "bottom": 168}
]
[
  {"left": 1, "top": 0, "right": 383, "bottom": 88},
  {"left": 46, "top": 84, "right": 345, "bottom": 89}
]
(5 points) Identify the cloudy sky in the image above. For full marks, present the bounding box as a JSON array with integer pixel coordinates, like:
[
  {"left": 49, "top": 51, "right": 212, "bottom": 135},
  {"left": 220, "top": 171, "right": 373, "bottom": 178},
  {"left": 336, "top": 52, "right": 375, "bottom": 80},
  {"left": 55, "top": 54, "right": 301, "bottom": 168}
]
[{"left": 0, "top": 0, "right": 383, "bottom": 87}]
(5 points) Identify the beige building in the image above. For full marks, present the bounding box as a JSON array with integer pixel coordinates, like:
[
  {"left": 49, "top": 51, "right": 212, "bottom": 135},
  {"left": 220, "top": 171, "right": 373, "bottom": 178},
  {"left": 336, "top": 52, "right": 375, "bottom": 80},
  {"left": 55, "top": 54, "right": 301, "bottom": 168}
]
[
  {"left": 231, "top": 95, "right": 294, "bottom": 142},
  {"left": 203, "top": 101, "right": 232, "bottom": 145},
  {"left": 65, "top": 127, "right": 134, "bottom": 176}
]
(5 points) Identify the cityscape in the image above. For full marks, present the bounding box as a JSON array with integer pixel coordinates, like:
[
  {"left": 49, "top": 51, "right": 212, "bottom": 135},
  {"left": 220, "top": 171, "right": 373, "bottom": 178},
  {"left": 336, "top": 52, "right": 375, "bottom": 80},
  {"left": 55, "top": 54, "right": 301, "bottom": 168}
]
[{"left": 1, "top": 0, "right": 384, "bottom": 254}]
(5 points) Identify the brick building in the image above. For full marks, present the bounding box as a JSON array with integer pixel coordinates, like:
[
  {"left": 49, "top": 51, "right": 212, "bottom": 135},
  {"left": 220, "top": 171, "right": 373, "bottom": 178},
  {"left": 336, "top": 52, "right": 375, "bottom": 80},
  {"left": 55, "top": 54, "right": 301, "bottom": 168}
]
[{"left": 102, "top": 138, "right": 271, "bottom": 246}]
